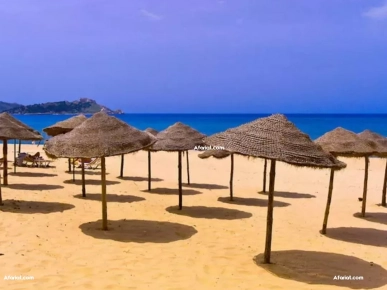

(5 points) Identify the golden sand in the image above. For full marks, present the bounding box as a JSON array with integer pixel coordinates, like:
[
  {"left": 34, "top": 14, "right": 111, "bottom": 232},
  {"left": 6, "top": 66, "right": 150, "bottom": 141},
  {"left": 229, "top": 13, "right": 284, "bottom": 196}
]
[{"left": 0, "top": 145, "right": 386, "bottom": 289}]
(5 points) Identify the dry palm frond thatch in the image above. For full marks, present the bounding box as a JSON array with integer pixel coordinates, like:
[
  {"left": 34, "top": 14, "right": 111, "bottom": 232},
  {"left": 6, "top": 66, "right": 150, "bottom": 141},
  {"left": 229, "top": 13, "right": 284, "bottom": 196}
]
[
  {"left": 43, "top": 114, "right": 87, "bottom": 137},
  {"left": 44, "top": 112, "right": 157, "bottom": 231},
  {"left": 144, "top": 127, "right": 159, "bottom": 136},
  {"left": 204, "top": 114, "right": 346, "bottom": 264},
  {"left": 198, "top": 150, "right": 230, "bottom": 159}
]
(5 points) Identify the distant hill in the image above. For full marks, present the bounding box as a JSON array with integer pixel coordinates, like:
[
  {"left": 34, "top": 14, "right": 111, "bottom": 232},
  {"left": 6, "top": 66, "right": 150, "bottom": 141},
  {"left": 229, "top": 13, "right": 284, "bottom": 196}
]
[
  {"left": 0, "top": 101, "right": 23, "bottom": 112},
  {"left": 3, "top": 98, "right": 123, "bottom": 114}
]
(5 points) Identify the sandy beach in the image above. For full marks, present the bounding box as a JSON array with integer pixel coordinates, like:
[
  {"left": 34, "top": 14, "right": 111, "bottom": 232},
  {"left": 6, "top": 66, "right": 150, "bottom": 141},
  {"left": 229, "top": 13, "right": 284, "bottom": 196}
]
[{"left": 0, "top": 144, "right": 386, "bottom": 290}]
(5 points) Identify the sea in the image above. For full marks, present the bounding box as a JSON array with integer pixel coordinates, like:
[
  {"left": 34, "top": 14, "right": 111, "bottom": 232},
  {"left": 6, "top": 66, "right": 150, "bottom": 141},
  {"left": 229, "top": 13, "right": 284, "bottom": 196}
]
[{"left": 8, "top": 113, "right": 387, "bottom": 144}]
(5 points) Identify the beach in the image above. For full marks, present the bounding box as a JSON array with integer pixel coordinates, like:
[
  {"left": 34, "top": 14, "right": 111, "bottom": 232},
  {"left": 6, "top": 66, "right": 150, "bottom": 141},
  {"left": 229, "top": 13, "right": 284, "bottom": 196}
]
[{"left": 0, "top": 144, "right": 386, "bottom": 290}]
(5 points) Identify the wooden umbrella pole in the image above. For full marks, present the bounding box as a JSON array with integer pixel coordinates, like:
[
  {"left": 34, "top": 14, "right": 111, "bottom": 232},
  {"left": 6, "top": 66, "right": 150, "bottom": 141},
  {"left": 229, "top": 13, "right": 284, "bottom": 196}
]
[
  {"left": 13, "top": 140, "right": 16, "bottom": 173},
  {"left": 101, "top": 157, "right": 108, "bottom": 230},
  {"left": 0, "top": 171, "right": 3, "bottom": 205},
  {"left": 81, "top": 158, "right": 86, "bottom": 197},
  {"left": 178, "top": 151, "right": 183, "bottom": 210},
  {"left": 3, "top": 140, "right": 8, "bottom": 186},
  {"left": 148, "top": 151, "right": 151, "bottom": 191},
  {"left": 361, "top": 156, "right": 369, "bottom": 217},
  {"left": 18, "top": 140, "right": 21, "bottom": 154},
  {"left": 186, "top": 150, "right": 190, "bottom": 185},
  {"left": 120, "top": 154, "right": 124, "bottom": 178},
  {"left": 72, "top": 159, "right": 75, "bottom": 182},
  {"left": 230, "top": 153, "right": 234, "bottom": 201},
  {"left": 68, "top": 158, "right": 71, "bottom": 172},
  {"left": 322, "top": 168, "right": 335, "bottom": 234},
  {"left": 382, "top": 160, "right": 387, "bottom": 207},
  {"left": 264, "top": 159, "right": 276, "bottom": 264},
  {"left": 263, "top": 159, "right": 267, "bottom": 192}
]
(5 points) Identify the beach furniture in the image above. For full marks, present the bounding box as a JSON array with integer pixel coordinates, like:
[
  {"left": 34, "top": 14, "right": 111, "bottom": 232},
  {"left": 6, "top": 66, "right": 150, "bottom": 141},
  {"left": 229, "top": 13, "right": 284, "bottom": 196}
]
[
  {"left": 316, "top": 127, "right": 383, "bottom": 223},
  {"left": 149, "top": 122, "right": 206, "bottom": 207},
  {"left": 0, "top": 114, "right": 42, "bottom": 185},
  {"left": 204, "top": 114, "right": 345, "bottom": 264},
  {"left": 358, "top": 130, "right": 387, "bottom": 207},
  {"left": 43, "top": 114, "right": 87, "bottom": 173},
  {"left": 77, "top": 158, "right": 101, "bottom": 169},
  {"left": 44, "top": 112, "right": 156, "bottom": 230}
]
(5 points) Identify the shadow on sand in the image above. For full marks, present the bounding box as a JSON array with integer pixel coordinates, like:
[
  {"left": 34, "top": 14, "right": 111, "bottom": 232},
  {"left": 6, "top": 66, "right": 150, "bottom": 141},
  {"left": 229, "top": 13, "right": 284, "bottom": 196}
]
[
  {"left": 119, "top": 176, "right": 163, "bottom": 182},
  {"left": 143, "top": 187, "right": 202, "bottom": 196},
  {"left": 63, "top": 179, "right": 120, "bottom": 186},
  {"left": 69, "top": 171, "right": 109, "bottom": 176},
  {"left": 218, "top": 196, "right": 290, "bottom": 208},
  {"left": 79, "top": 219, "right": 197, "bottom": 243},
  {"left": 258, "top": 191, "right": 316, "bottom": 199},
  {"left": 183, "top": 183, "right": 228, "bottom": 190},
  {"left": 323, "top": 227, "right": 387, "bottom": 247},
  {"left": 6, "top": 183, "right": 64, "bottom": 191},
  {"left": 9, "top": 172, "right": 58, "bottom": 178},
  {"left": 0, "top": 199, "right": 74, "bottom": 214},
  {"left": 73, "top": 193, "right": 145, "bottom": 203},
  {"left": 253, "top": 250, "right": 387, "bottom": 289},
  {"left": 353, "top": 212, "right": 387, "bottom": 226},
  {"left": 166, "top": 205, "right": 252, "bottom": 220}
]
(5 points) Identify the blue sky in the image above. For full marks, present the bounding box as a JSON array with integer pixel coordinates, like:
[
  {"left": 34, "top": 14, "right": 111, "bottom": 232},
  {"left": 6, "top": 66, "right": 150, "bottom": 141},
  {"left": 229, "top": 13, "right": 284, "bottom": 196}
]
[{"left": 0, "top": 0, "right": 386, "bottom": 113}]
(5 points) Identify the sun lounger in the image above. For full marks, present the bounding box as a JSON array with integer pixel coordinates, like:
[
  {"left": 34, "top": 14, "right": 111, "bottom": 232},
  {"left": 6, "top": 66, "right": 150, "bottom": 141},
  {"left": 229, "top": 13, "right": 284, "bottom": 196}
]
[
  {"left": 34, "top": 159, "right": 53, "bottom": 167},
  {"left": 78, "top": 158, "right": 101, "bottom": 169},
  {"left": 20, "top": 152, "right": 53, "bottom": 167}
]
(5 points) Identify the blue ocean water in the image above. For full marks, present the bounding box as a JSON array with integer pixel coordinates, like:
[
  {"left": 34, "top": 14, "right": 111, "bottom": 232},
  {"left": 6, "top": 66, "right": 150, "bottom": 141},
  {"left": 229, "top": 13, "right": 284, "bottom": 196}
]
[{"left": 11, "top": 114, "right": 387, "bottom": 143}]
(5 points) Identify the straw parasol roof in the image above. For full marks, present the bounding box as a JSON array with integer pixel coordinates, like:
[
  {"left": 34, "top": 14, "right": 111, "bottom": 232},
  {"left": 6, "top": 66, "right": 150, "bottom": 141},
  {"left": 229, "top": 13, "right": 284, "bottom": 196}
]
[
  {"left": 144, "top": 128, "right": 158, "bottom": 136},
  {"left": 43, "top": 114, "right": 87, "bottom": 137},
  {"left": 358, "top": 130, "right": 385, "bottom": 141},
  {"left": 358, "top": 130, "right": 387, "bottom": 152},
  {"left": 0, "top": 115, "right": 43, "bottom": 141},
  {"left": 0, "top": 112, "right": 43, "bottom": 138},
  {"left": 315, "top": 127, "right": 379, "bottom": 157},
  {"left": 151, "top": 122, "right": 206, "bottom": 152},
  {"left": 198, "top": 150, "right": 230, "bottom": 159},
  {"left": 44, "top": 112, "right": 156, "bottom": 158},
  {"left": 204, "top": 114, "right": 346, "bottom": 169}
]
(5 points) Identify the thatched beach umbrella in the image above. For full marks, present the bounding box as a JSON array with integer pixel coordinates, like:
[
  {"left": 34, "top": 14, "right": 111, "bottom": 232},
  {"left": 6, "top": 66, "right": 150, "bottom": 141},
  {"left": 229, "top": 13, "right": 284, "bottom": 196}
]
[
  {"left": 0, "top": 112, "right": 43, "bottom": 173},
  {"left": 43, "top": 114, "right": 87, "bottom": 176},
  {"left": 316, "top": 127, "right": 380, "bottom": 222},
  {"left": 143, "top": 128, "right": 159, "bottom": 191},
  {"left": 204, "top": 114, "right": 346, "bottom": 264},
  {"left": 0, "top": 115, "right": 43, "bottom": 187},
  {"left": 198, "top": 149, "right": 236, "bottom": 196},
  {"left": 119, "top": 127, "right": 160, "bottom": 180},
  {"left": 358, "top": 130, "right": 387, "bottom": 207},
  {"left": 44, "top": 112, "right": 156, "bottom": 230},
  {"left": 150, "top": 122, "right": 206, "bottom": 209}
]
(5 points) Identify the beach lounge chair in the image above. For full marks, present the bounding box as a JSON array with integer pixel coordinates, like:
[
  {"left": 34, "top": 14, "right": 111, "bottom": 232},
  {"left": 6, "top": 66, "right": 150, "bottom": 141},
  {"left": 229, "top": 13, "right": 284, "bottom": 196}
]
[
  {"left": 34, "top": 158, "right": 53, "bottom": 167},
  {"left": 79, "top": 158, "right": 101, "bottom": 169}
]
